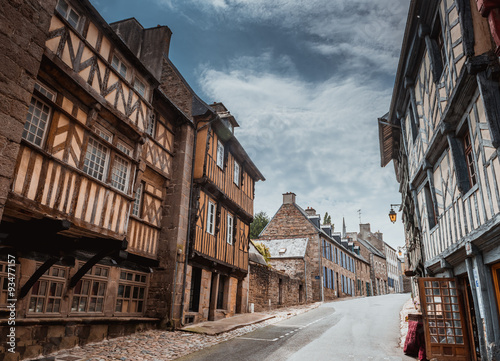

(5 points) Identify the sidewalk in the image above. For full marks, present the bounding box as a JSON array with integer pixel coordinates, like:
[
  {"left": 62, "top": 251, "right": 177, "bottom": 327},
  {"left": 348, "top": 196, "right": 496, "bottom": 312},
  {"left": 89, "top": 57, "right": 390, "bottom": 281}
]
[{"left": 36, "top": 302, "right": 321, "bottom": 361}]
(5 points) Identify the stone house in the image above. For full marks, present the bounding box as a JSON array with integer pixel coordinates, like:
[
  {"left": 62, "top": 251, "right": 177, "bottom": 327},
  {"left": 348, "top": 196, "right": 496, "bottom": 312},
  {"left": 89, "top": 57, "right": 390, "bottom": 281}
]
[
  {"left": 378, "top": 1, "right": 500, "bottom": 359},
  {"left": 257, "top": 192, "right": 362, "bottom": 302},
  {"left": 358, "top": 224, "right": 401, "bottom": 293}
]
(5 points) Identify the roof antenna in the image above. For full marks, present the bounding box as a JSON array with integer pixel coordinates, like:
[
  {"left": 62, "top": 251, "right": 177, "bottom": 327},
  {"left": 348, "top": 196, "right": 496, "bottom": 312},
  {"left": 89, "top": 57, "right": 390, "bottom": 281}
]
[{"left": 358, "top": 209, "right": 362, "bottom": 224}]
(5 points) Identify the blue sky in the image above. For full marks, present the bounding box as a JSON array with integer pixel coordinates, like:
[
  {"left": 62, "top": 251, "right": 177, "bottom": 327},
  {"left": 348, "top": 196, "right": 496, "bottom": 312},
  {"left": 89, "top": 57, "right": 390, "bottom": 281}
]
[{"left": 90, "top": 0, "right": 410, "bottom": 250}]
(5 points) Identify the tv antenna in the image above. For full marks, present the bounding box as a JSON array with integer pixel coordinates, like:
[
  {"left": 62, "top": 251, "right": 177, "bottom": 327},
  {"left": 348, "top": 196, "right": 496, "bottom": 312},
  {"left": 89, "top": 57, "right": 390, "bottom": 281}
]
[{"left": 358, "top": 209, "right": 362, "bottom": 224}]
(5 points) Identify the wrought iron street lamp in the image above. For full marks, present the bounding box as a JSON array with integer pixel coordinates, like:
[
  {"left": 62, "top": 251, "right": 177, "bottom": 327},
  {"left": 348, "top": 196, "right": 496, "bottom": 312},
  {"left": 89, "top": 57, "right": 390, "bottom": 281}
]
[{"left": 388, "top": 204, "right": 401, "bottom": 223}]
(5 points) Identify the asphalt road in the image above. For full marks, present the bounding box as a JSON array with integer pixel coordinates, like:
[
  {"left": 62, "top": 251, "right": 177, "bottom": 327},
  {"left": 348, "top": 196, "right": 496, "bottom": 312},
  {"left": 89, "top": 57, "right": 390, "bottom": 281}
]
[{"left": 176, "top": 293, "right": 415, "bottom": 361}]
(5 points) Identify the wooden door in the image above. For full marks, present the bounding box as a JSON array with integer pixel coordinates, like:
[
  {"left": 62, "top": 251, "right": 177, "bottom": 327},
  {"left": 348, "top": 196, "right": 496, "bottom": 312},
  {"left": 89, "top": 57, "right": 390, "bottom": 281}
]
[{"left": 419, "top": 278, "right": 471, "bottom": 360}]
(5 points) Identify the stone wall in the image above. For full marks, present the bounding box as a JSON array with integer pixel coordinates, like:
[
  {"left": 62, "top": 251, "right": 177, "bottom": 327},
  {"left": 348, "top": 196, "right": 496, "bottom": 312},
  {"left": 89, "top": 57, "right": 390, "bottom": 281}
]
[
  {"left": 259, "top": 203, "right": 318, "bottom": 240},
  {"left": 0, "top": 319, "right": 156, "bottom": 361},
  {"left": 249, "top": 263, "right": 305, "bottom": 311},
  {"left": 0, "top": 0, "right": 56, "bottom": 222}
]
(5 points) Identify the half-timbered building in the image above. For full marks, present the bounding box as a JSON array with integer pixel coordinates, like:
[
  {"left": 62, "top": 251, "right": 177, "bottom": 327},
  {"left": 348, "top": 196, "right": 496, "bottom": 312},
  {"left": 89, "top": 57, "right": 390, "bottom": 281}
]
[
  {"left": 183, "top": 102, "right": 265, "bottom": 323},
  {"left": 0, "top": 0, "right": 195, "bottom": 358},
  {"left": 379, "top": 1, "right": 500, "bottom": 359}
]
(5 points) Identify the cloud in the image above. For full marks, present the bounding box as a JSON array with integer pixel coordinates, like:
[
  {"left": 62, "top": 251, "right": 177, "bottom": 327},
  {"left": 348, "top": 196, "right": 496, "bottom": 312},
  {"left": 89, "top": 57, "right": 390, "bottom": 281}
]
[{"left": 197, "top": 51, "right": 405, "bottom": 246}]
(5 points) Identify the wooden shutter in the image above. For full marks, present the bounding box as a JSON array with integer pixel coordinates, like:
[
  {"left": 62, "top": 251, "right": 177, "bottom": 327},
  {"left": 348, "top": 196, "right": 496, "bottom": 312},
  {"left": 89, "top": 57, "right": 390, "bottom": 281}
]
[{"left": 418, "top": 277, "right": 470, "bottom": 360}]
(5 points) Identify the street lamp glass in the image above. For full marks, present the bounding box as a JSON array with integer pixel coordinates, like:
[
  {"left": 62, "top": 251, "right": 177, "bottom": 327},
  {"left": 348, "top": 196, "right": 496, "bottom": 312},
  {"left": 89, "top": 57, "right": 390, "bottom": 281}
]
[{"left": 389, "top": 209, "right": 397, "bottom": 223}]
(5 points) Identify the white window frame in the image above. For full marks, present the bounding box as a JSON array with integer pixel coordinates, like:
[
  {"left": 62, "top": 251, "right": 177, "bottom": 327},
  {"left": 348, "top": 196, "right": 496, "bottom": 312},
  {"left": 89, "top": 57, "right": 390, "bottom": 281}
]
[
  {"left": 95, "top": 126, "right": 113, "bottom": 143},
  {"left": 227, "top": 214, "right": 233, "bottom": 245},
  {"left": 83, "top": 137, "right": 109, "bottom": 182},
  {"left": 216, "top": 140, "right": 224, "bottom": 169},
  {"left": 116, "top": 141, "right": 132, "bottom": 156},
  {"left": 111, "top": 54, "right": 128, "bottom": 79},
  {"left": 207, "top": 201, "right": 216, "bottom": 235},
  {"left": 23, "top": 95, "right": 52, "bottom": 148},
  {"left": 110, "top": 154, "right": 131, "bottom": 193},
  {"left": 56, "top": 0, "right": 80, "bottom": 28},
  {"left": 146, "top": 114, "right": 155, "bottom": 137},
  {"left": 233, "top": 161, "right": 240, "bottom": 186},
  {"left": 132, "top": 182, "right": 143, "bottom": 218}
]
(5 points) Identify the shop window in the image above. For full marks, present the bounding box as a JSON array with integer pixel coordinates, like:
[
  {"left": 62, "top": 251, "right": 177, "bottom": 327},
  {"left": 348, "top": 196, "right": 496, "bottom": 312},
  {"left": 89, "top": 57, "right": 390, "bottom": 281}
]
[
  {"left": 28, "top": 265, "right": 67, "bottom": 314},
  {"left": 71, "top": 264, "right": 109, "bottom": 313},
  {"left": 115, "top": 270, "right": 147, "bottom": 314}
]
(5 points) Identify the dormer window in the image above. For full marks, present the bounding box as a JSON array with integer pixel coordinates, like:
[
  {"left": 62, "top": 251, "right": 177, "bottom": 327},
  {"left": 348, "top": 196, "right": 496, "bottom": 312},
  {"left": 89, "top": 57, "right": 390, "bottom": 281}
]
[{"left": 56, "top": 0, "right": 80, "bottom": 28}]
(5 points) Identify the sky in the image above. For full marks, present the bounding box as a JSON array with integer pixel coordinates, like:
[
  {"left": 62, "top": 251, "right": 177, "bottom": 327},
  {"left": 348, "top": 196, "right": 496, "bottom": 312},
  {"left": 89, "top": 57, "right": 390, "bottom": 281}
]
[{"left": 90, "top": 0, "right": 410, "bottom": 250}]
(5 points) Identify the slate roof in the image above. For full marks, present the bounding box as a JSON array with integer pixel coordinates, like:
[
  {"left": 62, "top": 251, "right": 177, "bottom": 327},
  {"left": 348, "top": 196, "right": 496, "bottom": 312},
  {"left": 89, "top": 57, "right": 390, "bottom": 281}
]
[
  {"left": 248, "top": 241, "right": 268, "bottom": 266},
  {"left": 258, "top": 238, "right": 309, "bottom": 259},
  {"left": 357, "top": 238, "right": 386, "bottom": 259}
]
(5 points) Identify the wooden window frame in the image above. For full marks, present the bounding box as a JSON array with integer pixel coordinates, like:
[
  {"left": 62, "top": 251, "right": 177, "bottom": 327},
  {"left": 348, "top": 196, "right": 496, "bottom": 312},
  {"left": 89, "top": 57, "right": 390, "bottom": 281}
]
[
  {"left": 83, "top": 136, "right": 110, "bottom": 182},
  {"left": 115, "top": 270, "right": 148, "bottom": 315},
  {"left": 146, "top": 114, "right": 156, "bottom": 137},
  {"left": 132, "top": 182, "right": 143, "bottom": 218},
  {"left": 70, "top": 264, "right": 109, "bottom": 314},
  {"left": 234, "top": 160, "right": 240, "bottom": 186},
  {"left": 133, "top": 77, "right": 147, "bottom": 98},
  {"left": 111, "top": 54, "right": 128, "bottom": 79},
  {"left": 28, "top": 265, "right": 67, "bottom": 315},
  {"left": 110, "top": 154, "right": 131, "bottom": 193},
  {"left": 463, "top": 130, "right": 477, "bottom": 188},
  {"left": 0, "top": 262, "right": 14, "bottom": 310}
]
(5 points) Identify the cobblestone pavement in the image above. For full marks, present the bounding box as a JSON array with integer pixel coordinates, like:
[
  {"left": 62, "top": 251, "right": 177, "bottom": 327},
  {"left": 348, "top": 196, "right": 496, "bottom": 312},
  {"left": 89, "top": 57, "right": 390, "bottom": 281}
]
[{"left": 42, "top": 303, "right": 321, "bottom": 361}]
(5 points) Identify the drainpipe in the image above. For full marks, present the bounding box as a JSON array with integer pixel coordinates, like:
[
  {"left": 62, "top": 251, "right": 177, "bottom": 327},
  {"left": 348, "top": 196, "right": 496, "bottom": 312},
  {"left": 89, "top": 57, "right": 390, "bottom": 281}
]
[{"left": 179, "top": 114, "right": 218, "bottom": 326}]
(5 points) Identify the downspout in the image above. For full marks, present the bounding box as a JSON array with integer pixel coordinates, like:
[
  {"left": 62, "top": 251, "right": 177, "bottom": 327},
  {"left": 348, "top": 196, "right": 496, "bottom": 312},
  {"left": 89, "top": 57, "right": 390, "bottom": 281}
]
[
  {"left": 179, "top": 114, "right": 218, "bottom": 326},
  {"left": 319, "top": 235, "right": 324, "bottom": 302}
]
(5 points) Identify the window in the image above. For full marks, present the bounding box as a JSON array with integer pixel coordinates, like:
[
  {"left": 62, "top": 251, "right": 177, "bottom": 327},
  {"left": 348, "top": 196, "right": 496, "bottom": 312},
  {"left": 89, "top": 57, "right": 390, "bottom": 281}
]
[
  {"left": 335, "top": 248, "right": 338, "bottom": 264},
  {"left": 424, "top": 183, "right": 438, "bottom": 229},
  {"left": 134, "top": 78, "right": 146, "bottom": 97},
  {"left": 146, "top": 114, "right": 155, "bottom": 137},
  {"left": 0, "top": 262, "right": 13, "bottom": 309},
  {"left": 111, "top": 155, "right": 130, "bottom": 192},
  {"left": 34, "top": 82, "right": 55, "bottom": 101},
  {"left": 111, "top": 55, "right": 128, "bottom": 78},
  {"left": 83, "top": 137, "right": 109, "bottom": 182},
  {"left": 132, "top": 182, "right": 143, "bottom": 217},
  {"left": 227, "top": 214, "right": 234, "bottom": 245},
  {"left": 28, "top": 265, "right": 67, "bottom": 314},
  {"left": 95, "top": 126, "right": 112, "bottom": 142},
  {"left": 117, "top": 141, "right": 132, "bottom": 156},
  {"left": 207, "top": 201, "right": 216, "bottom": 235},
  {"left": 234, "top": 161, "right": 240, "bottom": 186},
  {"left": 463, "top": 130, "right": 477, "bottom": 188},
  {"left": 323, "top": 267, "right": 327, "bottom": 288},
  {"left": 216, "top": 140, "right": 224, "bottom": 169},
  {"left": 115, "top": 270, "right": 147, "bottom": 314},
  {"left": 23, "top": 96, "right": 51, "bottom": 147},
  {"left": 56, "top": 0, "right": 80, "bottom": 28},
  {"left": 71, "top": 265, "right": 109, "bottom": 313}
]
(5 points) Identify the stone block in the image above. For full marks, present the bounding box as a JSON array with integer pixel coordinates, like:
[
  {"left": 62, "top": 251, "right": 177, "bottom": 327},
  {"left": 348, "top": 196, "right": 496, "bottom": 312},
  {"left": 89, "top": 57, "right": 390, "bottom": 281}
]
[
  {"left": 59, "top": 336, "right": 78, "bottom": 350},
  {"left": 46, "top": 325, "right": 65, "bottom": 339},
  {"left": 22, "top": 345, "right": 43, "bottom": 359},
  {"left": 87, "top": 324, "right": 108, "bottom": 343},
  {"left": 1, "top": 353, "right": 21, "bottom": 361}
]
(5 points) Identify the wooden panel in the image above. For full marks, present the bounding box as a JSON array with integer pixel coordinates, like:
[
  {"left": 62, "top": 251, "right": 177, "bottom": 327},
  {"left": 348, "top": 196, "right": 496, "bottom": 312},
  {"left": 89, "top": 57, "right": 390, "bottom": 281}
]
[
  {"left": 144, "top": 139, "right": 172, "bottom": 177},
  {"left": 127, "top": 218, "right": 159, "bottom": 259},
  {"left": 11, "top": 145, "right": 130, "bottom": 236},
  {"left": 419, "top": 278, "right": 470, "bottom": 360},
  {"left": 45, "top": 14, "right": 150, "bottom": 132}
]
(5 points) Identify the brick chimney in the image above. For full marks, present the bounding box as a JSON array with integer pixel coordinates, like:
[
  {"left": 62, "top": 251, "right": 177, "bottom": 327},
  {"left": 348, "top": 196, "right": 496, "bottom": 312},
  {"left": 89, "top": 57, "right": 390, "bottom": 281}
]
[
  {"left": 360, "top": 223, "right": 371, "bottom": 237},
  {"left": 305, "top": 207, "right": 317, "bottom": 217},
  {"left": 283, "top": 192, "right": 296, "bottom": 204}
]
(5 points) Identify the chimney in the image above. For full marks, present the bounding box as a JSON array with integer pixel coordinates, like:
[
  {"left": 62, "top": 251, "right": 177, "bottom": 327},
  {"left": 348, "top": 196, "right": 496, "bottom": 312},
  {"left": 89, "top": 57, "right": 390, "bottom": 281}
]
[
  {"left": 360, "top": 223, "right": 371, "bottom": 236},
  {"left": 283, "top": 192, "right": 296, "bottom": 204},
  {"left": 305, "top": 207, "right": 317, "bottom": 217}
]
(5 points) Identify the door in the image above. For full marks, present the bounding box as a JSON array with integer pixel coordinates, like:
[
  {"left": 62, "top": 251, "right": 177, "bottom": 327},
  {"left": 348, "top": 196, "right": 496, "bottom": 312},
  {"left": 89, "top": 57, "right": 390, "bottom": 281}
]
[{"left": 419, "top": 278, "right": 470, "bottom": 360}]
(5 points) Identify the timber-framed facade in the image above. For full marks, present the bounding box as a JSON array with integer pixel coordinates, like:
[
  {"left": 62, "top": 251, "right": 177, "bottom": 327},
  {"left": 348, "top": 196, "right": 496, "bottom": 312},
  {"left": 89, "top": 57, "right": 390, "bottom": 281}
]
[
  {"left": 0, "top": 0, "right": 196, "bottom": 359},
  {"left": 380, "top": 1, "right": 500, "bottom": 359}
]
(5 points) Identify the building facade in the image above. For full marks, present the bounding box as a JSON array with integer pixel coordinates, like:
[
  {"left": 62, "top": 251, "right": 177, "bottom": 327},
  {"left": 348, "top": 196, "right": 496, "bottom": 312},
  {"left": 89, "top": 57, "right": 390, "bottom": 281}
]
[
  {"left": 257, "top": 193, "right": 362, "bottom": 302},
  {"left": 379, "top": 1, "right": 500, "bottom": 359},
  {"left": 0, "top": 0, "right": 198, "bottom": 359}
]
